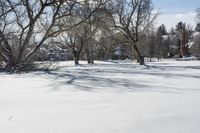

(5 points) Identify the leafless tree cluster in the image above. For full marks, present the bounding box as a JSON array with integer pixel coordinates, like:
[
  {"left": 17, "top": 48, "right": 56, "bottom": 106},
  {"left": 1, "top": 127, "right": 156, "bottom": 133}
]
[
  {"left": 0, "top": 0, "right": 158, "bottom": 70},
  {"left": 55, "top": 0, "right": 109, "bottom": 65},
  {"left": 106, "top": 0, "right": 157, "bottom": 64},
  {"left": 0, "top": 0, "right": 108, "bottom": 68}
]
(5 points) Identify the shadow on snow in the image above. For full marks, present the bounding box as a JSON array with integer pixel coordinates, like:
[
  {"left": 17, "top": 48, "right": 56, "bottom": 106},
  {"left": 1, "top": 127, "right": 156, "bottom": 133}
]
[{"left": 33, "top": 63, "right": 200, "bottom": 93}]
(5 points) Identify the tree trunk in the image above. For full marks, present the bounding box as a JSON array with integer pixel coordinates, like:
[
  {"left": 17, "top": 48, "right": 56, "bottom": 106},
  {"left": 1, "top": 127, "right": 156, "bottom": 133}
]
[
  {"left": 74, "top": 53, "right": 79, "bottom": 65},
  {"left": 85, "top": 48, "right": 94, "bottom": 64},
  {"left": 132, "top": 44, "right": 145, "bottom": 65},
  {"left": 88, "top": 59, "right": 94, "bottom": 64},
  {"left": 87, "top": 54, "right": 94, "bottom": 64},
  {"left": 73, "top": 51, "right": 80, "bottom": 65},
  {"left": 6, "top": 54, "right": 17, "bottom": 67},
  {"left": 75, "top": 58, "right": 79, "bottom": 65}
]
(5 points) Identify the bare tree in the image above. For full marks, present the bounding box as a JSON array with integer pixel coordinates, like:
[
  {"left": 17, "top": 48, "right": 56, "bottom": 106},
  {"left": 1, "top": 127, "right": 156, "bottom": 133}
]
[
  {"left": 0, "top": 0, "right": 78, "bottom": 67},
  {"left": 82, "top": 0, "right": 112, "bottom": 64},
  {"left": 55, "top": 0, "right": 110, "bottom": 65},
  {"left": 77, "top": 0, "right": 99, "bottom": 64},
  {"left": 57, "top": 30, "right": 84, "bottom": 65},
  {"left": 107, "top": 0, "right": 157, "bottom": 65},
  {"left": 143, "top": 27, "right": 157, "bottom": 61},
  {"left": 0, "top": 0, "right": 108, "bottom": 68}
]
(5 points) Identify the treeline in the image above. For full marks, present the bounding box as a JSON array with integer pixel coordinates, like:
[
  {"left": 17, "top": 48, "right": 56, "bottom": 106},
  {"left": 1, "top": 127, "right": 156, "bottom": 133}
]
[{"left": 0, "top": 0, "right": 200, "bottom": 71}]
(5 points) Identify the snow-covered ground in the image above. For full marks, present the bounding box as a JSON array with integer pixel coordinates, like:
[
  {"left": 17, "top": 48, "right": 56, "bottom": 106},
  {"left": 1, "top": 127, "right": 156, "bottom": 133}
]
[{"left": 1, "top": 60, "right": 200, "bottom": 133}]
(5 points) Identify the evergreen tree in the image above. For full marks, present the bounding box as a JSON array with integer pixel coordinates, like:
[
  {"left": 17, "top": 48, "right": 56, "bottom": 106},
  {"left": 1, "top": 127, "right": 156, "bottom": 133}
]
[
  {"left": 176, "top": 22, "right": 189, "bottom": 57},
  {"left": 157, "top": 24, "right": 168, "bottom": 36},
  {"left": 156, "top": 24, "right": 169, "bottom": 59}
]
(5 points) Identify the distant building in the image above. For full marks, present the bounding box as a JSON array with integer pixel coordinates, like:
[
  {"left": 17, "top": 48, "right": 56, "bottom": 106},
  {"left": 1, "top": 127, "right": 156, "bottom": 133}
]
[
  {"left": 113, "top": 44, "right": 130, "bottom": 60},
  {"left": 48, "top": 49, "right": 70, "bottom": 61},
  {"left": 32, "top": 45, "right": 72, "bottom": 61}
]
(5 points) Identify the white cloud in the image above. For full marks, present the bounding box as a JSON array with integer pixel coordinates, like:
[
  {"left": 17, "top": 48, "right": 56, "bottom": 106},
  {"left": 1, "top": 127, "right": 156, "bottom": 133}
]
[
  {"left": 175, "top": 14, "right": 183, "bottom": 19},
  {"left": 155, "top": 11, "right": 196, "bottom": 31}
]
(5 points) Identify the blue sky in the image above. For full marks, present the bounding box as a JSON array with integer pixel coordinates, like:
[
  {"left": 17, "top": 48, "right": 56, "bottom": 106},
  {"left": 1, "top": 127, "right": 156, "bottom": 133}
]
[
  {"left": 152, "top": 0, "right": 199, "bottom": 30},
  {"left": 152, "top": 0, "right": 199, "bottom": 12}
]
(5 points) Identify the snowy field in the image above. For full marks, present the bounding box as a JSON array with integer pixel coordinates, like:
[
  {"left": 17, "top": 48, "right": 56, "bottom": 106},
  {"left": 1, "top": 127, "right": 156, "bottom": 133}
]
[{"left": 1, "top": 60, "right": 200, "bottom": 133}]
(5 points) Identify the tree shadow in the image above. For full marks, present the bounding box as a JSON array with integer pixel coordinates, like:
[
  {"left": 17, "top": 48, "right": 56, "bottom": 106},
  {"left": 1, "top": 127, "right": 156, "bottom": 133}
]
[{"left": 33, "top": 63, "right": 200, "bottom": 93}]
